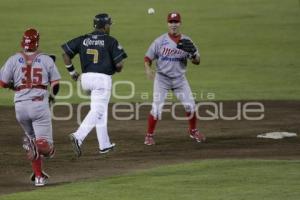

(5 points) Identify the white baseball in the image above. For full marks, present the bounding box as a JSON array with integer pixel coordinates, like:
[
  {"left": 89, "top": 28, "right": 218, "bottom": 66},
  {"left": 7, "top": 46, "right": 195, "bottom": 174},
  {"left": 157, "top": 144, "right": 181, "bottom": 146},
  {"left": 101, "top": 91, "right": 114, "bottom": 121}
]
[{"left": 148, "top": 8, "right": 155, "bottom": 15}]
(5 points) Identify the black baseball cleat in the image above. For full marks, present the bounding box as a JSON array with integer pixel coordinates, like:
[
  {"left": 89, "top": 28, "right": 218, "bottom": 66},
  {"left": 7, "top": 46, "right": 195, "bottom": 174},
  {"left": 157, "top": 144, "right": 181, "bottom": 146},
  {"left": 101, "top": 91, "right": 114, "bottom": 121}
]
[
  {"left": 69, "top": 133, "right": 82, "bottom": 157},
  {"left": 99, "top": 143, "right": 116, "bottom": 154}
]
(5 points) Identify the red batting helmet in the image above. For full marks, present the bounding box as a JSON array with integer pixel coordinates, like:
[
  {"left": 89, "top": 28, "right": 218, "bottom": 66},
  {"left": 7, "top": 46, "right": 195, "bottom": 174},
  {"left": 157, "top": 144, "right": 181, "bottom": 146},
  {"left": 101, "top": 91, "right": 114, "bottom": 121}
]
[{"left": 21, "top": 28, "right": 40, "bottom": 51}]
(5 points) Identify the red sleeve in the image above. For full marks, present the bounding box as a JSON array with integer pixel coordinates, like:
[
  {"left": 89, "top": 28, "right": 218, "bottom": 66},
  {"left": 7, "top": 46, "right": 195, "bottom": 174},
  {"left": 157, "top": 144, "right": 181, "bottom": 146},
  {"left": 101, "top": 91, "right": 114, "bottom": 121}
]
[
  {"left": 0, "top": 80, "right": 8, "bottom": 88},
  {"left": 144, "top": 56, "right": 152, "bottom": 65}
]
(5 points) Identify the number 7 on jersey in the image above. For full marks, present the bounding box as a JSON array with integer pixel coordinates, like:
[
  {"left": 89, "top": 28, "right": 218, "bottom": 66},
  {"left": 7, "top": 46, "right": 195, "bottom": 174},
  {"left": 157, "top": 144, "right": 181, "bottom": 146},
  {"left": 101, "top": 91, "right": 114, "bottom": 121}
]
[{"left": 87, "top": 49, "right": 99, "bottom": 64}]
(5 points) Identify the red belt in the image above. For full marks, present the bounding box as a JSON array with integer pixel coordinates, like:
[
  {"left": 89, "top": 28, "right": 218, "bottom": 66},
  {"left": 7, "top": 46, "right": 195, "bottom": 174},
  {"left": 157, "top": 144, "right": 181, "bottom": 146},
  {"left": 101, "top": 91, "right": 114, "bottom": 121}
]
[{"left": 15, "top": 85, "right": 47, "bottom": 91}]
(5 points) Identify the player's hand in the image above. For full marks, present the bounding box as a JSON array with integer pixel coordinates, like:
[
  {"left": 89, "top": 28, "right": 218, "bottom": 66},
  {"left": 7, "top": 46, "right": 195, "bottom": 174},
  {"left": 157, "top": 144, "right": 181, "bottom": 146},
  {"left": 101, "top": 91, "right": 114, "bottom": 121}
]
[
  {"left": 71, "top": 72, "right": 80, "bottom": 81},
  {"left": 8, "top": 80, "right": 15, "bottom": 90},
  {"left": 145, "top": 68, "right": 155, "bottom": 80}
]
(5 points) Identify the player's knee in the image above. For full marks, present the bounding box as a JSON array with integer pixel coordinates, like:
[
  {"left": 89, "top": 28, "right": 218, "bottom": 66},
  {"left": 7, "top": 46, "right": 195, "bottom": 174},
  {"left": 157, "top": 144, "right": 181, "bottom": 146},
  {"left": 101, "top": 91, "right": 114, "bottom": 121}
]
[
  {"left": 91, "top": 103, "right": 106, "bottom": 117},
  {"left": 184, "top": 103, "right": 196, "bottom": 113},
  {"left": 150, "top": 109, "right": 162, "bottom": 120},
  {"left": 36, "top": 139, "right": 55, "bottom": 158}
]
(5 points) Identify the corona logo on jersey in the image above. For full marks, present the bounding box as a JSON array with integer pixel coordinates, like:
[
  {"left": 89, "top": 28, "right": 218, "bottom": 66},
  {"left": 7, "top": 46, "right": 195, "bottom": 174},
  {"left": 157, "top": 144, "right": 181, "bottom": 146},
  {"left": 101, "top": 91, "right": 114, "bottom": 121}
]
[
  {"left": 83, "top": 38, "right": 104, "bottom": 47},
  {"left": 21, "top": 28, "right": 40, "bottom": 52}
]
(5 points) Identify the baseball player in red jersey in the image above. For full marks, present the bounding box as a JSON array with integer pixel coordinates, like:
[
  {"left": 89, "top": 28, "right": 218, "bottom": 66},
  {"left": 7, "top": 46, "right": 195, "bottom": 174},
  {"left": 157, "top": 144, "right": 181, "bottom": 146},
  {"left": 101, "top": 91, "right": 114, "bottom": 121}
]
[
  {"left": 144, "top": 12, "right": 206, "bottom": 145},
  {"left": 0, "top": 28, "right": 61, "bottom": 186}
]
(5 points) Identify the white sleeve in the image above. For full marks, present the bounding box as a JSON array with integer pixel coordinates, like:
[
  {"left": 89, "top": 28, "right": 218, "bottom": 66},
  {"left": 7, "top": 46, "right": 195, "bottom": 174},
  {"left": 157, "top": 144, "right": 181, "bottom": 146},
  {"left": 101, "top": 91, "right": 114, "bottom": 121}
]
[
  {"left": 49, "top": 63, "right": 61, "bottom": 82},
  {"left": 145, "top": 39, "right": 159, "bottom": 60},
  {"left": 0, "top": 58, "right": 14, "bottom": 84},
  {"left": 44, "top": 56, "right": 61, "bottom": 82}
]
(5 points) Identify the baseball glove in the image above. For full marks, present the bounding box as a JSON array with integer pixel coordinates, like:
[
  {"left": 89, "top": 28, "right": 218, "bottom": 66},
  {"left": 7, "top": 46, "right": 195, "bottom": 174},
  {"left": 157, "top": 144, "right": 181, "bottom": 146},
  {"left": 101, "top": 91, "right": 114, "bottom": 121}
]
[
  {"left": 8, "top": 80, "right": 15, "bottom": 90},
  {"left": 48, "top": 54, "right": 56, "bottom": 62},
  {"left": 177, "top": 39, "right": 197, "bottom": 55},
  {"left": 48, "top": 95, "right": 55, "bottom": 106}
]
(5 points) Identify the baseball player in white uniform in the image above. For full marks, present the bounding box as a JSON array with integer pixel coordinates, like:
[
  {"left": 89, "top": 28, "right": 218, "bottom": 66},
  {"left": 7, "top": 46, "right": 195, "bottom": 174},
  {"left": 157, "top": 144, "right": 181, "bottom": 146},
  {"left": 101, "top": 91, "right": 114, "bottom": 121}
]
[
  {"left": 144, "top": 12, "right": 206, "bottom": 145},
  {"left": 61, "top": 13, "right": 127, "bottom": 157},
  {"left": 0, "top": 28, "right": 61, "bottom": 186}
]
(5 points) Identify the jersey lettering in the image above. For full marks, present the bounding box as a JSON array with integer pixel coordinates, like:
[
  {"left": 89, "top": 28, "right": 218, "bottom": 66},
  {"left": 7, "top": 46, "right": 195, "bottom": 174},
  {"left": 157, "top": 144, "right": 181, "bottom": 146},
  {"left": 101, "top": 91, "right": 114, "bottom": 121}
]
[
  {"left": 62, "top": 31, "right": 127, "bottom": 75},
  {"left": 21, "top": 66, "right": 32, "bottom": 86},
  {"left": 162, "top": 47, "right": 184, "bottom": 56},
  {"left": 145, "top": 33, "right": 197, "bottom": 77},
  {"left": 86, "top": 49, "right": 99, "bottom": 64},
  {"left": 32, "top": 68, "right": 42, "bottom": 84},
  {"left": 83, "top": 38, "right": 104, "bottom": 47},
  {"left": 21, "top": 67, "right": 42, "bottom": 86}
]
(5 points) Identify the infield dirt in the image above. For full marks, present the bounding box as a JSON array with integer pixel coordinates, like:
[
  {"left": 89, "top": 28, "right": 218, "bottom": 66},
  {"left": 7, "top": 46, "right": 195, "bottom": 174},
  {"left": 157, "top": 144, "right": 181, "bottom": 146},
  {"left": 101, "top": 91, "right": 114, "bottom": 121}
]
[{"left": 0, "top": 101, "right": 299, "bottom": 195}]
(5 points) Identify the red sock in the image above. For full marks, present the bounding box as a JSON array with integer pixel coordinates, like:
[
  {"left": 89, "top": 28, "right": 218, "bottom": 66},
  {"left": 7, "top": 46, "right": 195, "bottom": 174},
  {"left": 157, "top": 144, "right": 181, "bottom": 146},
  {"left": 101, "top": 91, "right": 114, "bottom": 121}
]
[
  {"left": 32, "top": 157, "right": 42, "bottom": 177},
  {"left": 147, "top": 114, "right": 157, "bottom": 134},
  {"left": 186, "top": 112, "right": 197, "bottom": 132}
]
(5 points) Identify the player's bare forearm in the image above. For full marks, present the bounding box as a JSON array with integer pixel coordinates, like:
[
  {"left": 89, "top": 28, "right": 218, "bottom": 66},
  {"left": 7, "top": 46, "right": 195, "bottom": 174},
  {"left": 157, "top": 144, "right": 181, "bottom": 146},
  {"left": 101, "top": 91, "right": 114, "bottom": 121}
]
[
  {"left": 144, "top": 61, "right": 151, "bottom": 71},
  {"left": 62, "top": 52, "right": 79, "bottom": 81},
  {"left": 145, "top": 61, "right": 154, "bottom": 80},
  {"left": 62, "top": 53, "right": 72, "bottom": 65}
]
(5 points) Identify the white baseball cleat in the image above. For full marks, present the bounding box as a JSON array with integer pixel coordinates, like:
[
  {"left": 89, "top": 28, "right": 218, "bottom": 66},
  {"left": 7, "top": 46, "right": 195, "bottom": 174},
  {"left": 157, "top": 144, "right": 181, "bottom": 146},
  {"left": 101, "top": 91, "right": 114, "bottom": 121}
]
[
  {"left": 34, "top": 176, "right": 48, "bottom": 187},
  {"left": 189, "top": 129, "right": 206, "bottom": 143},
  {"left": 144, "top": 133, "right": 155, "bottom": 145},
  {"left": 99, "top": 143, "right": 116, "bottom": 154},
  {"left": 30, "top": 171, "right": 50, "bottom": 182}
]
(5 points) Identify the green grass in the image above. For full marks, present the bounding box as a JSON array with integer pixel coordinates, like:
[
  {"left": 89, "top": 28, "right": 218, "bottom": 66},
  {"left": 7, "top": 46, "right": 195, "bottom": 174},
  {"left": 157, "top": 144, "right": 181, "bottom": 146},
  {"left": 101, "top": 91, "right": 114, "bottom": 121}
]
[
  {"left": 0, "top": 0, "right": 300, "bottom": 106},
  {"left": 1, "top": 160, "right": 299, "bottom": 200}
]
